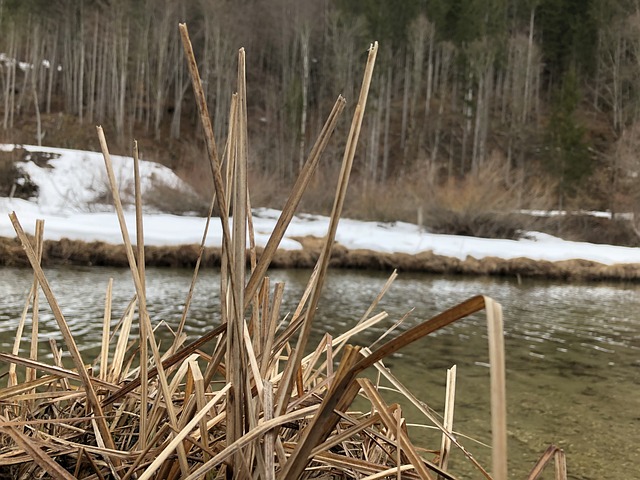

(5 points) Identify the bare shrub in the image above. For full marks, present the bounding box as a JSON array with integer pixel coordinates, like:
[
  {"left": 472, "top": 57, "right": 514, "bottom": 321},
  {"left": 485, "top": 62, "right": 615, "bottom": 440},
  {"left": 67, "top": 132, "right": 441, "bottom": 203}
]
[
  {"left": 144, "top": 181, "right": 210, "bottom": 216},
  {"left": 420, "top": 154, "right": 556, "bottom": 239},
  {"left": 344, "top": 178, "right": 418, "bottom": 223},
  {"left": 297, "top": 166, "right": 342, "bottom": 214},
  {"left": 174, "top": 153, "right": 292, "bottom": 215},
  {"left": 247, "top": 169, "right": 290, "bottom": 209},
  {"left": 612, "top": 120, "right": 640, "bottom": 234}
]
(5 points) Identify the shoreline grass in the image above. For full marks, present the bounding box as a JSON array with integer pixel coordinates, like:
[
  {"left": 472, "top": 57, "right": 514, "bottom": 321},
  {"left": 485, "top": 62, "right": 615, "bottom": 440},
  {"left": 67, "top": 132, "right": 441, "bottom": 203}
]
[{"left": 0, "top": 25, "right": 568, "bottom": 480}]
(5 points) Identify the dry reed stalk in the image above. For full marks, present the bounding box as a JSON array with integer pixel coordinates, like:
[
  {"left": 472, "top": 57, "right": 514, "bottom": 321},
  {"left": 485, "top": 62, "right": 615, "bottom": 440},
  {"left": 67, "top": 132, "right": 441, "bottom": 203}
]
[
  {"left": 179, "top": 23, "right": 240, "bottom": 322},
  {"left": 274, "top": 43, "right": 379, "bottom": 433},
  {"left": 8, "top": 214, "right": 118, "bottom": 459},
  {"left": 526, "top": 445, "right": 568, "bottom": 480},
  {"left": 96, "top": 126, "right": 189, "bottom": 475},
  {"left": 359, "top": 378, "right": 437, "bottom": 480},
  {"left": 132, "top": 140, "right": 150, "bottom": 449},
  {"left": 225, "top": 48, "right": 249, "bottom": 473},
  {"left": 7, "top": 283, "right": 34, "bottom": 388},
  {"left": 109, "top": 299, "right": 135, "bottom": 383},
  {"left": 438, "top": 365, "right": 457, "bottom": 478},
  {"left": 8, "top": 219, "right": 43, "bottom": 389},
  {"left": 0, "top": 22, "right": 552, "bottom": 480},
  {"left": 99, "top": 279, "right": 112, "bottom": 384},
  {"left": 485, "top": 296, "right": 507, "bottom": 480},
  {"left": 0, "top": 421, "right": 76, "bottom": 480},
  {"left": 27, "top": 219, "right": 44, "bottom": 385}
]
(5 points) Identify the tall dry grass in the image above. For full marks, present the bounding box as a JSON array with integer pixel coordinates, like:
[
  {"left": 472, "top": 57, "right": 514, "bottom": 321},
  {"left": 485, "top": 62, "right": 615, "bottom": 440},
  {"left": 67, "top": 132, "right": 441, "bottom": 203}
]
[{"left": 0, "top": 24, "right": 569, "bottom": 480}]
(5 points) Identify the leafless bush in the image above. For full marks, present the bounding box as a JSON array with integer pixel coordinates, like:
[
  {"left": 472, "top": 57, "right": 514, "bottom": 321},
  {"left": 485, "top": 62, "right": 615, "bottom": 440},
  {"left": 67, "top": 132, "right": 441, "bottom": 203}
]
[
  {"left": 144, "top": 181, "right": 210, "bottom": 216},
  {"left": 344, "top": 179, "right": 418, "bottom": 223},
  {"left": 419, "top": 154, "right": 556, "bottom": 239}
]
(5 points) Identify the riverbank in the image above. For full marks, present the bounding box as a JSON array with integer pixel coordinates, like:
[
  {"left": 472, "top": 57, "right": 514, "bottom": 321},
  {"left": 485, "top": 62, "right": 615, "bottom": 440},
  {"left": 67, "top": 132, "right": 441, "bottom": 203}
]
[
  {"left": 5, "top": 144, "right": 640, "bottom": 281},
  {"left": 3, "top": 234, "right": 640, "bottom": 281}
]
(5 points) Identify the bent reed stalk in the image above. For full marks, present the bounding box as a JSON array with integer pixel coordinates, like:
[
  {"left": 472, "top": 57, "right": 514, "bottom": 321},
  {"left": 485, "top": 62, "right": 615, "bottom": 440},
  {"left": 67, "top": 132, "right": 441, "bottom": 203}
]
[{"left": 0, "top": 24, "right": 567, "bottom": 480}]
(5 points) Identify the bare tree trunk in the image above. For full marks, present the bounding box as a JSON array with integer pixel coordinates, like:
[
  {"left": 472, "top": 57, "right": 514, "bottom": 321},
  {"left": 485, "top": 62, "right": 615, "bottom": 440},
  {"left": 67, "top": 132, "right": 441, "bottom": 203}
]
[
  {"left": 522, "top": 7, "right": 535, "bottom": 124},
  {"left": 87, "top": 13, "right": 98, "bottom": 123},
  {"left": 170, "top": 59, "right": 190, "bottom": 140},
  {"left": 425, "top": 25, "right": 435, "bottom": 117},
  {"left": 471, "top": 74, "right": 484, "bottom": 173},
  {"left": 461, "top": 73, "right": 473, "bottom": 174},
  {"left": 16, "top": 20, "right": 33, "bottom": 115},
  {"left": 382, "top": 67, "right": 392, "bottom": 182},
  {"left": 78, "top": 3, "right": 85, "bottom": 124},
  {"left": 115, "top": 21, "right": 129, "bottom": 136},
  {"left": 298, "top": 27, "right": 310, "bottom": 172},
  {"left": 431, "top": 43, "right": 454, "bottom": 171},
  {"left": 46, "top": 27, "right": 58, "bottom": 115},
  {"left": 3, "top": 29, "right": 16, "bottom": 129},
  {"left": 400, "top": 51, "right": 411, "bottom": 157},
  {"left": 33, "top": 85, "right": 42, "bottom": 145}
]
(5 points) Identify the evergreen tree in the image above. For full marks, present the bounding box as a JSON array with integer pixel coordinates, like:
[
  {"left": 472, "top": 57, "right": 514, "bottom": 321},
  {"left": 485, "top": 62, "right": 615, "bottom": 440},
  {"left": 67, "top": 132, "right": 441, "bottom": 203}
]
[
  {"left": 334, "top": 0, "right": 422, "bottom": 47},
  {"left": 537, "top": 0, "right": 598, "bottom": 83},
  {"left": 544, "top": 69, "right": 591, "bottom": 207}
]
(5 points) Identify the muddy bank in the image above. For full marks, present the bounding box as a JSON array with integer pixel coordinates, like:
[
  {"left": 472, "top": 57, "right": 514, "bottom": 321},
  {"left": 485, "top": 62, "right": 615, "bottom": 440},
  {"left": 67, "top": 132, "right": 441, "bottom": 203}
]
[{"left": 2, "top": 234, "right": 640, "bottom": 282}]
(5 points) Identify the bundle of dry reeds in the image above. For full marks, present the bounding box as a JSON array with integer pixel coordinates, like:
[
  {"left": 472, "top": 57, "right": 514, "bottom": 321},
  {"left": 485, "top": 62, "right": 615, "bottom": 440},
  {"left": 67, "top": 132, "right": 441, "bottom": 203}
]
[{"left": 0, "top": 25, "right": 567, "bottom": 480}]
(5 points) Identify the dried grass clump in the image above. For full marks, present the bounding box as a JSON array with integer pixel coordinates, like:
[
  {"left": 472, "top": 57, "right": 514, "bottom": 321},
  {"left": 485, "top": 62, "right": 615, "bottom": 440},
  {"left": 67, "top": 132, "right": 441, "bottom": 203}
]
[
  {"left": 0, "top": 25, "right": 566, "bottom": 480},
  {"left": 418, "top": 155, "right": 556, "bottom": 240}
]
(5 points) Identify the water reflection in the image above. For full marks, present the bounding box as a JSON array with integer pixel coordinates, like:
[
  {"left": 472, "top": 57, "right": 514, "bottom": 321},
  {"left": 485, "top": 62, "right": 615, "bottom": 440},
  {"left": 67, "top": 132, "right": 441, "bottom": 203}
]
[{"left": 0, "top": 267, "right": 639, "bottom": 478}]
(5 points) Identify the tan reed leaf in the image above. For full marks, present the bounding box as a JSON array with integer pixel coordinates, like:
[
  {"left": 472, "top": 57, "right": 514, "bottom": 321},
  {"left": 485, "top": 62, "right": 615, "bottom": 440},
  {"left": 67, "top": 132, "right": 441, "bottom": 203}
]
[
  {"left": 485, "top": 295, "right": 507, "bottom": 480},
  {"left": 358, "top": 378, "right": 437, "bottom": 480},
  {"left": 526, "top": 445, "right": 568, "bottom": 480},
  {"left": 276, "top": 41, "right": 379, "bottom": 425},
  {"left": 99, "top": 278, "right": 113, "bottom": 384},
  {"left": 438, "top": 365, "right": 457, "bottom": 477},
  {"left": 6, "top": 216, "right": 118, "bottom": 455},
  {"left": 0, "top": 422, "right": 75, "bottom": 480},
  {"left": 96, "top": 126, "right": 189, "bottom": 474},
  {"left": 181, "top": 404, "right": 319, "bottom": 480}
]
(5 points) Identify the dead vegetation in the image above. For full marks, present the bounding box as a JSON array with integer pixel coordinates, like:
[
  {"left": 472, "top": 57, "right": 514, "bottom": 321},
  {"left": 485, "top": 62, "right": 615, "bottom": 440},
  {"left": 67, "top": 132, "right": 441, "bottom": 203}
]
[{"left": 0, "top": 25, "right": 570, "bottom": 480}]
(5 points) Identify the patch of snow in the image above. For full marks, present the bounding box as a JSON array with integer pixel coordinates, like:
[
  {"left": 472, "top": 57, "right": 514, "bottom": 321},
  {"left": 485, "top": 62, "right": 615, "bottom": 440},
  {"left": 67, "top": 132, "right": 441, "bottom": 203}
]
[
  {"left": 4, "top": 144, "right": 192, "bottom": 213},
  {"left": 2, "top": 145, "right": 640, "bottom": 265}
]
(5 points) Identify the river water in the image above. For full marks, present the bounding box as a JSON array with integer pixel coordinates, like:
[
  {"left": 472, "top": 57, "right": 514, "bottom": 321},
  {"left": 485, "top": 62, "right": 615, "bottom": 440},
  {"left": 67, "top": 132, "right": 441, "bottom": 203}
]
[{"left": 0, "top": 266, "right": 638, "bottom": 479}]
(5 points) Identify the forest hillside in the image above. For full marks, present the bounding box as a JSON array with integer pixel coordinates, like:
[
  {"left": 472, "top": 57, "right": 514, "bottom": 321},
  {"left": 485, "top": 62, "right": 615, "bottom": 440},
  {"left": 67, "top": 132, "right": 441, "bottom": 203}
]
[{"left": 2, "top": 0, "right": 640, "bottom": 245}]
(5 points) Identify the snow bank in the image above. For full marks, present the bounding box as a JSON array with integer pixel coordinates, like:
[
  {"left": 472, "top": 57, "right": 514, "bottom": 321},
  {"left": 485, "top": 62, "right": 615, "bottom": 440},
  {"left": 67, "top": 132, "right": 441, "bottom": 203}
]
[{"left": 2, "top": 144, "right": 640, "bottom": 265}]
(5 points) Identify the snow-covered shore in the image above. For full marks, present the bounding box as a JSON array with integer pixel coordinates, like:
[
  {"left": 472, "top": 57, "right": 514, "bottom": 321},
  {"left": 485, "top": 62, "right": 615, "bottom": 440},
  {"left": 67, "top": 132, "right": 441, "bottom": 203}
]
[{"left": 2, "top": 143, "right": 640, "bottom": 267}]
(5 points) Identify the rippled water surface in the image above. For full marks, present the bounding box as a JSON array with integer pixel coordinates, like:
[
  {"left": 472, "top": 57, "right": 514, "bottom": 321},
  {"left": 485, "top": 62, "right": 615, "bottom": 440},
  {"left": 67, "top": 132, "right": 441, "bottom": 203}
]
[{"left": 1, "top": 267, "right": 639, "bottom": 479}]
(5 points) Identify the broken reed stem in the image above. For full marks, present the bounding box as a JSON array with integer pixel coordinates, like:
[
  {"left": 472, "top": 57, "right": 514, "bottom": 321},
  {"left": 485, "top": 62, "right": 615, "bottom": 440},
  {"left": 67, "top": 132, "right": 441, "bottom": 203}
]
[
  {"left": 179, "top": 23, "right": 241, "bottom": 326},
  {"left": 99, "top": 278, "right": 113, "bottom": 383},
  {"left": 226, "top": 47, "right": 249, "bottom": 461},
  {"left": 276, "top": 40, "right": 378, "bottom": 423},
  {"left": 8, "top": 213, "right": 118, "bottom": 459},
  {"left": 485, "top": 296, "right": 507, "bottom": 480},
  {"left": 27, "top": 219, "right": 44, "bottom": 386},
  {"left": 132, "top": 139, "right": 149, "bottom": 449},
  {"left": 359, "top": 378, "right": 436, "bottom": 480},
  {"left": 438, "top": 365, "right": 457, "bottom": 478},
  {"left": 96, "top": 126, "right": 190, "bottom": 475},
  {"left": 526, "top": 445, "right": 567, "bottom": 480}
]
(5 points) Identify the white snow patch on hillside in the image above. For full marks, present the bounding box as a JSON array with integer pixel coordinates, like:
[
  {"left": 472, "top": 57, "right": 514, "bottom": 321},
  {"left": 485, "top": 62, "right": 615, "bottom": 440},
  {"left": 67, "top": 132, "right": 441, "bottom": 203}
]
[
  {"left": 2, "top": 144, "right": 640, "bottom": 265},
  {"left": 3, "top": 144, "right": 191, "bottom": 213}
]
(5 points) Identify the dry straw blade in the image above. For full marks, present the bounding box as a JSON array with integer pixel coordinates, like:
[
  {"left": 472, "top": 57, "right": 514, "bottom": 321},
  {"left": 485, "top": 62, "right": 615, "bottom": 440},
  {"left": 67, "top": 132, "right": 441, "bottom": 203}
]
[{"left": 0, "top": 20, "right": 557, "bottom": 480}]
